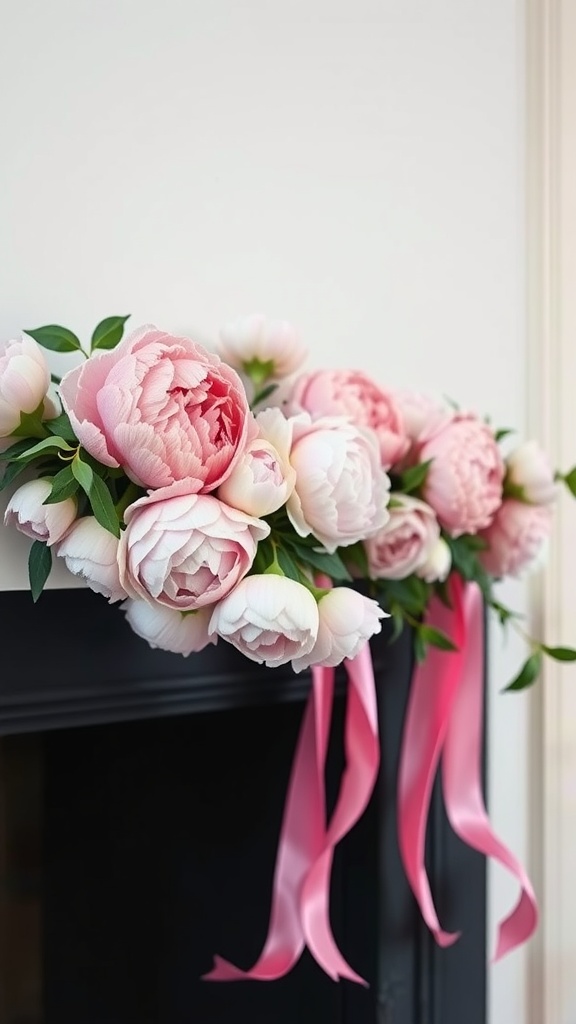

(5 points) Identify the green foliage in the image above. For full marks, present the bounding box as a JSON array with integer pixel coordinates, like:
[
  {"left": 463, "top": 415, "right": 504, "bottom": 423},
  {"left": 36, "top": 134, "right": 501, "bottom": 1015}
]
[
  {"left": 397, "top": 460, "right": 432, "bottom": 495},
  {"left": 91, "top": 315, "right": 130, "bottom": 351},
  {"left": 24, "top": 325, "right": 83, "bottom": 353},
  {"left": 42, "top": 466, "right": 79, "bottom": 504},
  {"left": 504, "top": 651, "right": 543, "bottom": 692},
  {"left": 45, "top": 412, "right": 78, "bottom": 442},
  {"left": 28, "top": 540, "right": 52, "bottom": 602},
  {"left": 71, "top": 454, "right": 120, "bottom": 537}
]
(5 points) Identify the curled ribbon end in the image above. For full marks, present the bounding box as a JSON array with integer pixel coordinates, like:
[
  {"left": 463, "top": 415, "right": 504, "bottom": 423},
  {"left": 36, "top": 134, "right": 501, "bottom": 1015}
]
[
  {"left": 491, "top": 894, "right": 539, "bottom": 964},
  {"left": 435, "top": 930, "right": 462, "bottom": 949},
  {"left": 202, "top": 956, "right": 247, "bottom": 982}
]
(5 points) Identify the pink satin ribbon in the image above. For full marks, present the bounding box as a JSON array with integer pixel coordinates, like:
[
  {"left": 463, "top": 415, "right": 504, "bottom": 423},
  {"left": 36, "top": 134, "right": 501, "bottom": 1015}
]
[
  {"left": 398, "top": 574, "right": 538, "bottom": 960},
  {"left": 204, "top": 644, "right": 380, "bottom": 983},
  {"left": 205, "top": 574, "right": 537, "bottom": 985}
]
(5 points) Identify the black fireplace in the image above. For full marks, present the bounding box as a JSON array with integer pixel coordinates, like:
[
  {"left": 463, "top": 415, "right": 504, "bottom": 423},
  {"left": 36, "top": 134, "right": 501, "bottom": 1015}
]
[{"left": 0, "top": 590, "right": 486, "bottom": 1024}]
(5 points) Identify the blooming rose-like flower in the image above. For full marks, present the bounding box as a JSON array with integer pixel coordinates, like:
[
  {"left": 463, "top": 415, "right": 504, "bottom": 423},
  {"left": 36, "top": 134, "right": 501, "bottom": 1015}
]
[
  {"left": 56, "top": 516, "right": 126, "bottom": 602},
  {"left": 59, "top": 325, "right": 250, "bottom": 492},
  {"left": 287, "top": 414, "right": 391, "bottom": 553},
  {"left": 218, "top": 314, "right": 307, "bottom": 380},
  {"left": 420, "top": 413, "right": 504, "bottom": 536},
  {"left": 479, "top": 499, "right": 553, "bottom": 578},
  {"left": 394, "top": 390, "right": 450, "bottom": 443},
  {"left": 209, "top": 574, "right": 319, "bottom": 668},
  {"left": 119, "top": 485, "right": 270, "bottom": 611},
  {"left": 5, "top": 479, "right": 76, "bottom": 547},
  {"left": 0, "top": 336, "right": 51, "bottom": 437},
  {"left": 292, "top": 587, "right": 387, "bottom": 672},
  {"left": 289, "top": 369, "right": 409, "bottom": 470},
  {"left": 123, "top": 599, "right": 216, "bottom": 656},
  {"left": 218, "top": 408, "right": 296, "bottom": 517},
  {"left": 365, "top": 494, "right": 440, "bottom": 580},
  {"left": 417, "top": 536, "right": 452, "bottom": 583},
  {"left": 506, "top": 440, "right": 558, "bottom": 505}
]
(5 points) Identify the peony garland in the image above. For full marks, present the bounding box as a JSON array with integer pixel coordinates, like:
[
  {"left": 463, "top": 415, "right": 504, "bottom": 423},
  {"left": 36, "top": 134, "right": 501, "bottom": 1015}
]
[{"left": 1, "top": 312, "right": 574, "bottom": 686}]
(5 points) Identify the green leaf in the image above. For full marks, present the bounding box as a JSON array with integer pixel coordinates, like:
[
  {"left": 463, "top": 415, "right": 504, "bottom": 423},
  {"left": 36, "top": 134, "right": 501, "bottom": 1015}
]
[
  {"left": 398, "top": 460, "right": 432, "bottom": 495},
  {"left": 495, "top": 428, "right": 514, "bottom": 442},
  {"left": 50, "top": 372, "right": 61, "bottom": 385},
  {"left": 414, "top": 629, "right": 427, "bottom": 663},
  {"left": 276, "top": 546, "right": 303, "bottom": 582},
  {"left": 562, "top": 466, "right": 576, "bottom": 498},
  {"left": 341, "top": 541, "right": 369, "bottom": 577},
  {"left": 12, "top": 404, "right": 48, "bottom": 439},
  {"left": 45, "top": 413, "right": 78, "bottom": 442},
  {"left": 71, "top": 454, "right": 94, "bottom": 493},
  {"left": 16, "top": 436, "right": 75, "bottom": 462},
  {"left": 24, "top": 325, "right": 82, "bottom": 353},
  {"left": 28, "top": 540, "right": 52, "bottom": 602},
  {"left": 88, "top": 472, "right": 121, "bottom": 538},
  {"left": 504, "top": 651, "right": 543, "bottom": 692},
  {"left": 418, "top": 624, "right": 458, "bottom": 652},
  {"left": 0, "top": 438, "right": 36, "bottom": 461},
  {"left": 389, "top": 605, "right": 405, "bottom": 644},
  {"left": 91, "top": 314, "right": 130, "bottom": 351},
  {"left": 541, "top": 645, "right": 576, "bottom": 662},
  {"left": 0, "top": 459, "right": 30, "bottom": 493},
  {"left": 289, "top": 544, "right": 352, "bottom": 582},
  {"left": 42, "top": 466, "right": 79, "bottom": 504}
]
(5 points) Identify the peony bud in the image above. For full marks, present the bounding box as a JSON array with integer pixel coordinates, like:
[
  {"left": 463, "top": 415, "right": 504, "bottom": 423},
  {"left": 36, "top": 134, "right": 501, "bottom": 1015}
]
[
  {"left": 218, "top": 408, "right": 296, "bottom": 517},
  {"left": 56, "top": 516, "right": 126, "bottom": 602},
  {"left": 5, "top": 478, "right": 76, "bottom": 546},
  {"left": 417, "top": 537, "right": 452, "bottom": 583},
  {"left": 209, "top": 574, "right": 319, "bottom": 668},
  {"left": 506, "top": 440, "right": 559, "bottom": 505},
  {"left": 292, "top": 587, "right": 387, "bottom": 672},
  {"left": 0, "top": 336, "right": 51, "bottom": 437},
  {"left": 123, "top": 599, "right": 216, "bottom": 655},
  {"left": 218, "top": 314, "right": 307, "bottom": 382}
]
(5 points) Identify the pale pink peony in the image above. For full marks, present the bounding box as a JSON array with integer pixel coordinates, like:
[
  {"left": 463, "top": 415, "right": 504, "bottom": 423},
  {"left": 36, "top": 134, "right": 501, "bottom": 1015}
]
[
  {"left": 56, "top": 516, "right": 126, "bottom": 602},
  {"left": 0, "top": 336, "right": 51, "bottom": 436},
  {"left": 417, "top": 536, "right": 452, "bottom": 583},
  {"left": 218, "top": 407, "right": 296, "bottom": 517},
  {"left": 5, "top": 479, "right": 76, "bottom": 547},
  {"left": 118, "top": 484, "right": 270, "bottom": 611},
  {"left": 208, "top": 574, "right": 319, "bottom": 668},
  {"left": 420, "top": 413, "right": 504, "bottom": 536},
  {"left": 506, "top": 440, "right": 559, "bottom": 505},
  {"left": 287, "top": 414, "right": 391, "bottom": 553},
  {"left": 479, "top": 499, "right": 553, "bottom": 578},
  {"left": 292, "top": 587, "right": 387, "bottom": 672},
  {"left": 123, "top": 599, "right": 216, "bottom": 655},
  {"left": 289, "top": 369, "right": 409, "bottom": 470},
  {"left": 365, "top": 494, "right": 440, "bottom": 580},
  {"left": 394, "top": 390, "right": 450, "bottom": 443},
  {"left": 218, "top": 314, "right": 307, "bottom": 380},
  {"left": 59, "top": 325, "right": 250, "bottom": 492}
]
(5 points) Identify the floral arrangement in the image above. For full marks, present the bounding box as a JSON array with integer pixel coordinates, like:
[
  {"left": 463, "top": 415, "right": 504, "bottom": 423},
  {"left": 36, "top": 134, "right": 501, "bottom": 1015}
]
[
  {"left": 1, "top": 313, "right": 575, "bottom": 982},
  {"left": 1, "top": 314, "right": 574, "bottom": 684}
]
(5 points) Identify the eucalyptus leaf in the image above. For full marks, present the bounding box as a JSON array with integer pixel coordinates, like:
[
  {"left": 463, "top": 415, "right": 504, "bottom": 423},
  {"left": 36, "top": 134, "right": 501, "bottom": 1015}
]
[
  {"left": 28, "top": 540, "right": 52, "bottom": 602},
  {"left": 24, "top": 325, "right": 82, "bottom": 353}
]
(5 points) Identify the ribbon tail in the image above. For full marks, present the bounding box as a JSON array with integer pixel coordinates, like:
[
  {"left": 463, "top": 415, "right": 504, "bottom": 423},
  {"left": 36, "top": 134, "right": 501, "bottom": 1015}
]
[
  {"left": 300, "top": 643, "right": 381, "bottom": 984},
  {"left": 397, "top": 577, "right": 467, "bottom": 948},
  {"left": 441, "top": 583, "right": 538, "bottom": 961},
  {"left": 204, "top": 668, "right": 334, "bottom": 981}
]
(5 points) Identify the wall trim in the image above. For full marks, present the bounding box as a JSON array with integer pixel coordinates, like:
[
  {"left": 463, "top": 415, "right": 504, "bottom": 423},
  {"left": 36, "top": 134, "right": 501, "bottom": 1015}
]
[{"left": 526, "top": 1, "right": 576, "bottom": 1021}]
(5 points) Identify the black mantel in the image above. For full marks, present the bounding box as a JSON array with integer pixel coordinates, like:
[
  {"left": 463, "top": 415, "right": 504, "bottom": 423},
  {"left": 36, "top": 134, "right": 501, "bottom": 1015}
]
[{"left": 0, "top": 589, "right": 487, "bottom": 1024}]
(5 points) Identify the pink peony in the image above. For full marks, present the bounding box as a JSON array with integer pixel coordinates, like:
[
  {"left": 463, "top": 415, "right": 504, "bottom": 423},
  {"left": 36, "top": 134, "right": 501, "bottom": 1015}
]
[
  {"left": 506, "top": 440, "right": 559, "bottom": 505},
  {"left": 394, "top": 390, "right": 450, "bottom": 443},
  {"left": 218, "top": 407, "right": 296, "bottom": 517},
  {"left": 420, "top": 413, "right": 504, "bottom": 536},
  {"left": 291, "top": 587, "right": 387, "bottom": 672},
  {"left": 365, "top": 494, "right": 440, "bottom": 580},
  {"left": 60, "top": 325, "right": 251, "bottom": 492},
  {"left": 209, "top": 574, "right": 319, "bottom": 668},
  {"left": 287, "top": 414, "right": 391, "bottom": 553},
  {"left": 118, "top": 484, "right": 270, "bottom": 611},
  {"left": 288, "top": 369, "right": 409, "bottom": 470},
  {"left": 57, "top": 516, "right": 126, "bottom": 602},
  {"left": 5, "top": 478, "right": 77, "bottom": 547},
  {"left": 479, "top": 499, "right": 553, "bottom": 577},
  {"left": 417, "top": 537, "right": 452, "bottom": 583},
  {"left": 0, "top": 336, "right": 51, "bottom": 437},
  {"left": 123, "top": 599, "right": 216, "bottom": 656},
  {"left": 219, "top": 314, "right": 307, "bottom": 380}
]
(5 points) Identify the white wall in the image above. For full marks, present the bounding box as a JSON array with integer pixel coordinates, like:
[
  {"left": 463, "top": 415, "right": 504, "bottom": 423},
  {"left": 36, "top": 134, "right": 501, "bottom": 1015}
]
[{"left": 0, "top": 2, "right": 529, "bottom": 1020}]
